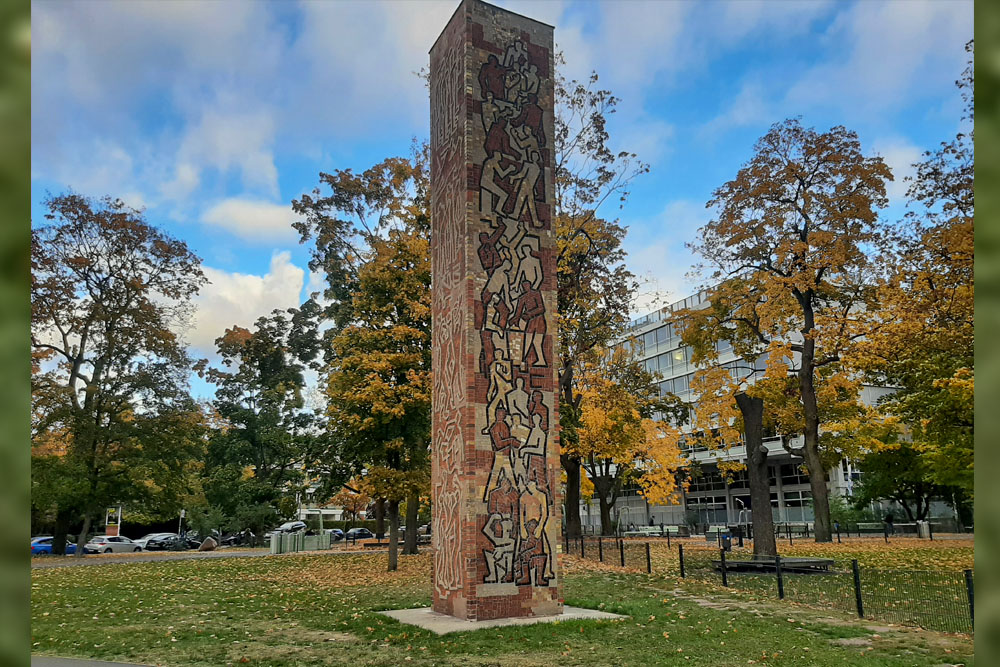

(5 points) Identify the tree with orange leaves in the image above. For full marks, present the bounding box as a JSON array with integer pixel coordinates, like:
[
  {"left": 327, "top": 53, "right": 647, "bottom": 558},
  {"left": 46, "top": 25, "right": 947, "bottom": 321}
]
[
  {"left": 685, "top": 119, "right": 893, "bottom": 542},
  {"left": 850, "top": 42, "right": 974, "bottom": 498},
  {"left": 562, "top": 346, "right": 685, "bottom": 535}
]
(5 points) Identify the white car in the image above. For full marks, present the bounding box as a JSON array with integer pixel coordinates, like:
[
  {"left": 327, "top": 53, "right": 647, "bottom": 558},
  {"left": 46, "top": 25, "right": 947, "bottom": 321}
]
[{"left": 83, "top": 535, "right": 141, "bottom": 554}]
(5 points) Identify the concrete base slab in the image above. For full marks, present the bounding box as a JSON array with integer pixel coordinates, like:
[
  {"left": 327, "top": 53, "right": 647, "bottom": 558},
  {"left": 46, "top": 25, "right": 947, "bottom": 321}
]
[{"left": 380, "top": 605, "right": 627, "bottom": 635}]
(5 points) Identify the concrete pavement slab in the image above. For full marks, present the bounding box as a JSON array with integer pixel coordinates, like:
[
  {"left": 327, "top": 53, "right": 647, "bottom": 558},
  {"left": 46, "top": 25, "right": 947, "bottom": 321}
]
[{"left": 380, "top": 605, "right": 627, "bottom": 635}]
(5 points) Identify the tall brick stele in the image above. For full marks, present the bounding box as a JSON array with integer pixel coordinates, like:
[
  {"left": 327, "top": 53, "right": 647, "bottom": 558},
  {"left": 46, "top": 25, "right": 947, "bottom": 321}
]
[{"left": 429, "top": 0, "right": 562, "bottom": 621}]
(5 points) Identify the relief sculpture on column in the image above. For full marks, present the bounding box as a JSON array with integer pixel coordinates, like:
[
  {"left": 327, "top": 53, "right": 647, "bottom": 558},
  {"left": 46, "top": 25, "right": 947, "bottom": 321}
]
[{"left": 475, "top": 38, "right": 554, "bottom": 589}]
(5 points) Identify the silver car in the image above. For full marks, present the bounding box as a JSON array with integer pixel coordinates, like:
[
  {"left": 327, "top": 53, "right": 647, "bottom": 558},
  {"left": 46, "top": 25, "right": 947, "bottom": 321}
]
[{"left": 83, "top": 535, "right": 141, "bottom": 554}]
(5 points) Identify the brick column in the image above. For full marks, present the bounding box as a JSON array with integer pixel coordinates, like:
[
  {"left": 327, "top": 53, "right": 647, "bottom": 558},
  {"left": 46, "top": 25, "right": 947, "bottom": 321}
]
[{"left": 430, "top": 0, "right": 561, "bottom": 621}]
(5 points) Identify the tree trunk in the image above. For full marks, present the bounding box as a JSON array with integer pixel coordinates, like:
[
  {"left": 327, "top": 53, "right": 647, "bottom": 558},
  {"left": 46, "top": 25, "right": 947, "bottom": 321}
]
[
  {"left": 387, "top": 499, "right": 399, "bottom": 572},
  {"left": 52, "top": 507, "right": 72, "bottom": 556},
  {"left": 802, "top": 443, "right": 832, "bottom": 542},
  {"left": 798, "top": 326, "right": 832, "bottom": 542},
  {"left": 74, "top": 513, "right": 92, "bottom": 558},
  {"left": 593, "top": 475, "right": 615, "bottom": 536},
  {"left": 897, "top": 498, "right": 916, "bottom": 522},
  {"left": 403, "top": 491, "right": 419, "bottom": 555},
  {"left": 735, "top": 393, "right": 776, "bottom": 557},
  {"left": 561, "top": 454, "right": 582, "bottom": 539},
  {"left": 375, "top": 498, "right": 385, "bottom": 539}
]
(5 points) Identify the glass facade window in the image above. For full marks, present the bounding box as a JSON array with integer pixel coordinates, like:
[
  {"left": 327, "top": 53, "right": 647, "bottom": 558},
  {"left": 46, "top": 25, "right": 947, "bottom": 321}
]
[
  {"left": 689, "top": 470, "right": 725, "bottom": 492},
  {"left": 674, "top": 374, "right": 688, "bottom": 393},
  {"left": 727, "top": 469, "right": 748, "bottom": 488},
  {"left": 657, "top": 352, "right": 671, "bottom": 371},
  {"left": 780, "top": 463, "right": 809, "bottom": 486},
  {"left": 656, "top": 326, "right": 669, "bottom": 344},
  {"left": 643, "top": 330, "right": 656, "bottom": 350},
  {"left": 687, "top": 496, "right": 727, "bottom": 525},
  {"left": 782, "top": 490, "right": 814, "bottom": 522}
]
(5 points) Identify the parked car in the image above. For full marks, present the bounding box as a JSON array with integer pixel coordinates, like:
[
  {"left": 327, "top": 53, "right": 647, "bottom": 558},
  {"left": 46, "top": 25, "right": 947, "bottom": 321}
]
[
  {"left": 330, "top": 528, "right": 345, "bottom": 541},
  {"left": 345, "top": 527, "right": 374, "bottom": 541},
  {"left": 133, "top": 533, "right": 178, "bottom": 550},
  {"left": 181, "top": 533, "right": 203, "bottom": 549},
  {"left": 142, "top": 533, "right": 187, "bottom": 551},
  {"left": 83, "top": 535, "right": 141, "bottom": 554},
  {"left": 30, "top": 536, "right": 76, "bottom": 555},
  {"left": 221, "top": 530, "right": 254, "bottom": 547},
  {"left": 264, "top": 521, "right": 307, "bottom": 542}
]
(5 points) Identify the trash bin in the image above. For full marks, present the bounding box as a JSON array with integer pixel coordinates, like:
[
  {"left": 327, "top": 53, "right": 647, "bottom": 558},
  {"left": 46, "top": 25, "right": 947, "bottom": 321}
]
[{"left": 721, "top": 534, "right": 733, "bottom": 552}]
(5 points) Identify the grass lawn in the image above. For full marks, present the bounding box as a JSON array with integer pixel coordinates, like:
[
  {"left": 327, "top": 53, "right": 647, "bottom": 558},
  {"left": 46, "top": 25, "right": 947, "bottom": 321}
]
[{"left": 32, "top": 550, "right": 974, "bottom": 666}]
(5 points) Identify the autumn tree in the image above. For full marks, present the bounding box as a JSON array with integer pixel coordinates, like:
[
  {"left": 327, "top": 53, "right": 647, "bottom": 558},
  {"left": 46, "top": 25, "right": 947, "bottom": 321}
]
[
  {"left": 31, "top": 193, "right": 206, "bottom": 554},
  {"left": 689, "top": 120, "right": 893, "bottom": 542},
  {"left": 675, "top": 352, "right": 777, "bottom": 556},
  {"left": 563, "top": 347, "right": 684, "bottom": 535},
  {"left": 554, "top": 57, "right": 648, "bottom": 539},
  {"left": 198, "top": 306, "right": 331, "bottom": 542},
  {"left": 295, "top": 150, "right": 431, "bottom": 569},
  {"left": 852, "top": 42, "right": 974, "bottom": 496},
  {"left": 330, "top": 482, "right": 370, "bottom": 527},
  {"left": 851, "top": 442, "right": 961, "bottom": 522},
  {"left": 326, "top": 227, "right": 431, "bottom": 569}
]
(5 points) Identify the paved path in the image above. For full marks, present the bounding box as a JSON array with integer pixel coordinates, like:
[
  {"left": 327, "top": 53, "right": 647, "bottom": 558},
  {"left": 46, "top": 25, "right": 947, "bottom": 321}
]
[{"left": 32, "top": 657, "right": 149, "bottom": 667}]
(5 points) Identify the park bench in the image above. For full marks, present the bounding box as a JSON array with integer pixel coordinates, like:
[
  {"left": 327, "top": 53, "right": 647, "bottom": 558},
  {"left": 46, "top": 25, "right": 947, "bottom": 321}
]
[
  {"left": 712, "top": 555, "right": 835, "bottom": 574},
  {"left": 362, "top": 535, "right": 432, "bottom": 549}
]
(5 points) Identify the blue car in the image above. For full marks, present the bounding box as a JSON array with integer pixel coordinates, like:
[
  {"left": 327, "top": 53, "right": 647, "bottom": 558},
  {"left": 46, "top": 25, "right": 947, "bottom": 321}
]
[{"left": 31, "top": 536, "right": 76, "bottom": 555}]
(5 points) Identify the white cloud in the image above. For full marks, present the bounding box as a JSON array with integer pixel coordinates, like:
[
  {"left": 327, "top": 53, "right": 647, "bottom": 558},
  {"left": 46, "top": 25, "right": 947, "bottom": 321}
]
[
  {"left": 160, "top": 163, "right": 201, "bottom": 201},
  {"left": 173, "top": 109, "right": 279, "bottom": 199},
  {"left": 699, "top": 79, "right": 771, "bottom": 139},
  {"left": 784, "top": 1, "right": 972, "bottom": 116},
  {"left": 871, "top": 137, "right": 924, "bottom": 206},
  {"left": 201, "top": 198, "right": 297, "bottom": 243},
  {"left": 623, "top": 200, "right": 710, "bottom": 317},
  {"left": 188, "top": 251, "right": 305, "bottom": 354}
]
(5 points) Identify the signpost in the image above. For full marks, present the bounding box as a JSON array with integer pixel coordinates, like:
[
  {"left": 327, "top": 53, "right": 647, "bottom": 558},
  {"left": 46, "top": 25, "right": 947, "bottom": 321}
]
[{"left": 105, "top": 506, "right": 122, "bottom": 537}]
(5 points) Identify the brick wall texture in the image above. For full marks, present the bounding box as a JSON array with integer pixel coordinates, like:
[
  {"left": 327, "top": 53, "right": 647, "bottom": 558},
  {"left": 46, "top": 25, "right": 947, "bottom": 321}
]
[{"left": 429, "top": 0, "right": 562, "bottom": 621}]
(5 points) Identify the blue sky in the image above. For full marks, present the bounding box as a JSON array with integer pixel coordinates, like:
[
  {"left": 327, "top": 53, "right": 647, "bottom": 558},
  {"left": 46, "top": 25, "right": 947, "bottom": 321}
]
[{"left": 31, "top": 0, "right": 972, "bottom": 397}]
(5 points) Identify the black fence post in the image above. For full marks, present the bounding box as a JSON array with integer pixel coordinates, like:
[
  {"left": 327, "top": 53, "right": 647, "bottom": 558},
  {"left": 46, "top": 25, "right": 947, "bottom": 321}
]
[
  {"left": 884, "top": 525, "right": 889, "bottom": 544},
  {"left": 928, "top": 522, "right": 934, "bottom": 541},
  {"left": 805, "top": 523, "right": 810, "bottom": 539},
  {"left": 788, "top": 527, "right": 793, "bottom": 547},
  {"left": 852, "top": 559, "right": 864, "bottom": 618},
  {"left": 679, "top": 544, "right": 685, "bottom": 578},
  {"left": 666, "top": 530, "right": 671, "bottom": 549},
  {"left": 580, "top": 536, "right": 585, "bottom": 559},
  {"left": 646, "top": 542, "right": 652, "bottom": 574},
  {"left": 619, "top": 539, "right": 626, "bottom": 567},
  {"left": 720, "top": 548, "right": 728, "bottom": 587},
  {"left": 564, "top": 532, "right": 569, "bottom": 554},
  {"left": 836, "top": 524, "right": 841, "bottom": 543},
  {"left": 775, "top": 554, "right": 785, "bottom": 600},
  {"left": 599, "top": 537, "right": 604, "bottom": 562},
  {"left": 965, "top": 569, "right": 974, "bottom": 628}
]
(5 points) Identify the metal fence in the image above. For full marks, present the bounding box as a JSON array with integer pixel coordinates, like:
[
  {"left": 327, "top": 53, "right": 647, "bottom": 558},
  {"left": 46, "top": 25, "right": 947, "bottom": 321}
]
[{"left": 562, "top": 537, "right": 974, "bottom": 634}]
